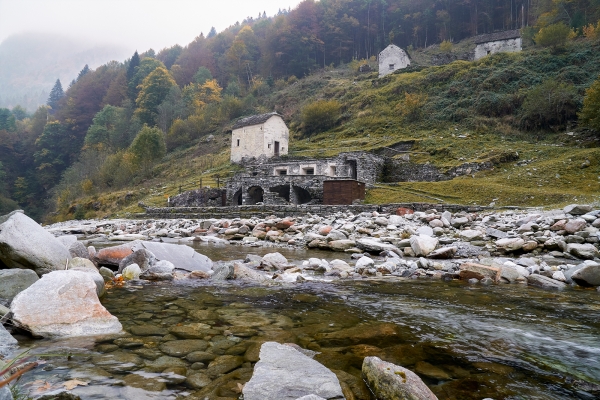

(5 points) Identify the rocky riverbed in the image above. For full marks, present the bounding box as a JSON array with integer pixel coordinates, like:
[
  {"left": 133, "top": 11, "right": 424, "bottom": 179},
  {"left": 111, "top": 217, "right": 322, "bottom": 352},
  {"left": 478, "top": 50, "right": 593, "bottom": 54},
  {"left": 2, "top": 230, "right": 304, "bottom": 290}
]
[{"left": 1, "top": 205, "right": 600, "bottom": 399}]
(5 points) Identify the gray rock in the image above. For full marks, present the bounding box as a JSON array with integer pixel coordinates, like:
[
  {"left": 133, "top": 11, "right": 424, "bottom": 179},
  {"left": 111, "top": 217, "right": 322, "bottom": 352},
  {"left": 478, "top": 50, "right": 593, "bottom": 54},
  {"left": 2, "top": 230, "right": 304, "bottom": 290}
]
[
  {"left": 233, "top": 263, "right": 270, "bottom": 283},
  {"left": 500, "top": 265, "right": 522, "bottom": 283},
  {"left": 527, "top": 274, "right": 566, "bottom": 290},
  {"left": 410, "top": 235, "right": 439, "bottom": 257},
  {"left": 0, "top": 269, "right": 39, "bottom": 306},
  {"left": 486, "top": 227, "right": 508, "bottom": 239},
  {"left": 496, "top": 238, "right": 525, "bottom": 252},
  {"left": 0, "top": 386, "right": 13, "bottom": 400},
  {"left": 0, "top": 211, "right": 71, "bottom": 275},
  {"left": 326, "top": 230, "right": 347, "bottom": 241},
  {"left": 355, "top": 256, "right": 374, "bottom": 270},
  {"left": 459, "top": 230, "right": 483, "bottom": 241},
  {"left": 362, "top": 356, "right": 438, "bottom": 400},
  {"left": 131, "top": 241, "right": 212, "bottom": 273},
  {"left": 0, "top": 323, "right": 18, "bottom": 357},
  {"left": 118, "top": 248, "right": 156, "bottom": 273},
  {"left": 428, "top": 246, "right": 457, "bottom": 259},
  {"left": 356, "top": 238, "right": 402, "bottom": 255},
  {"left": 328, "top": 240, "right": 356, "bottom": 251},
  {"left": 139, "top": 260, "right": 175, "bottom": 281},
  {"left": 564, "top": 204, "right": 593, "bottom": 215},
  {"left": 69, "top": 241, "right": 89, "bottom": 259},
  {"left": 451, "top": 217, "right": 469, "bottom": 228},
  {"left": 10, "top": 270, "right": 122, "bottom": 338},
  {"left": 260, "top": 252, "right": 289, "bottom": 271},
  {"left": 211, "top": 263, "right": 235, "bottom": 280},
  {"left": 56, "top": 235, "right": 78, "bottom": 247},
  {"left": 566, "top": 243, "right": 599, "bottom": 260},
  {"left": 416, "top": 226, "right": 434, "bottom": 237},
  {"left": 295, "top": 396, "right": 326, "bottom": 400},
  {"left": 243, "top": 342, "right": 344, "bottom": 400},
  {"left": 570, "top": 264, "right": 600, "bottom": 287}
]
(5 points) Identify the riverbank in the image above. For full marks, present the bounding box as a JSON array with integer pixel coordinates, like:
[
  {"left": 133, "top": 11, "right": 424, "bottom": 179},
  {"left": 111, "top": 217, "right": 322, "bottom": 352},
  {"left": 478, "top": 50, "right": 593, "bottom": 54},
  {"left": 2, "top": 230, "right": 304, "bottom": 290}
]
[{"left": 45, "top": 204, "right": 600, "bottom": 289}]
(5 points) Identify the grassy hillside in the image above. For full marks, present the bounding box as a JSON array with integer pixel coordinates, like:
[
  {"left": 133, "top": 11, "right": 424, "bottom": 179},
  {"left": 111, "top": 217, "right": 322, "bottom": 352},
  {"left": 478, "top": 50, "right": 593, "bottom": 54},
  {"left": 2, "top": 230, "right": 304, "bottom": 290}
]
[{"left": 49, "top": 38, "right": 600, "bottom": 222}]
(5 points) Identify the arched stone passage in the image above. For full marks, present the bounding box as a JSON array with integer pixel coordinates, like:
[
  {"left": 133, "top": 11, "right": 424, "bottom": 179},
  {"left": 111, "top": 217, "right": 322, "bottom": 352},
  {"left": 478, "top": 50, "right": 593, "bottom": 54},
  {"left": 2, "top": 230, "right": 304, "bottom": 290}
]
[
  {"left": 232, "top": 188, "right": 243, "bottom": 205},
  {"left": 269, "top": 185, "right": 290, "bottom": 203},
  {"left": 292, "top": 186, "right": 312, "bottom": 205},
  {"left": 246, "top": 186, "right": 264, "bottom": 205}
]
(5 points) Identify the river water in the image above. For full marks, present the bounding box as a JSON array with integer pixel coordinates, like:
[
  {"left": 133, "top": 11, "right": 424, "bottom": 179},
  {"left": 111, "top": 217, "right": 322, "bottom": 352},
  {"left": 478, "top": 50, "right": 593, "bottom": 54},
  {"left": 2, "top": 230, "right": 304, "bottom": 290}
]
[{"left": 11, "top": 242, "right": 600, "bottom": 400}]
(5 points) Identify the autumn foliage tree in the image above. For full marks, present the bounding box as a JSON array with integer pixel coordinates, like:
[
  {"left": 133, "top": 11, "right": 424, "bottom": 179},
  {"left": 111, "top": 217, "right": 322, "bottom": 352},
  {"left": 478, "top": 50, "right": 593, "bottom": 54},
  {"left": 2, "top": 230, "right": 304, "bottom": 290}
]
[
  {"left": 579, "top": 76, "right": 600, "bottom": 132},
  {"left": 135, "top": 67, "right": 177, "bottom": 126}
]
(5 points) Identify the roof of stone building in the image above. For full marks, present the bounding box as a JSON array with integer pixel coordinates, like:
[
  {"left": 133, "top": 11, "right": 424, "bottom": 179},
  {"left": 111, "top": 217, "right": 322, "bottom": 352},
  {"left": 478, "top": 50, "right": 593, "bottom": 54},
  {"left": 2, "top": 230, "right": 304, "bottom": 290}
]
[
  {"left": 474, "top": 29, "right": 521, "bottom": 44},
  {"left": 232, "top": 112, "right": 283, "bottom": 130}
]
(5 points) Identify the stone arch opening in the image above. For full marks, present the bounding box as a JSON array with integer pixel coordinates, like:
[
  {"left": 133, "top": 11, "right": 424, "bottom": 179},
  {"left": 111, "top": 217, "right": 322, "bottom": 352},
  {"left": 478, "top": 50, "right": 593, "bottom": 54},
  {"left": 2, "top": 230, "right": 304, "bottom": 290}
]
[
  {"left": 292, "top": 186, "right": 312, "bottom": 205},
  {"left": 270, "top": 185, "right": 290, "bottom": 203},
  {"left": 247, "top": 186, "right": 264, "bottom": 205},
  {"left": 232, "top": 188, "right": 243, "bottom": 205}
]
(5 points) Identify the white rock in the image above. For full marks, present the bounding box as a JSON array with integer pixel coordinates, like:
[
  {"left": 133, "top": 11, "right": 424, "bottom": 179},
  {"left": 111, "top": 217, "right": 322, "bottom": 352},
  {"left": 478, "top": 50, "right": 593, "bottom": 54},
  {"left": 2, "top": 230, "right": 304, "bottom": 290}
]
[
  {"left": 122, "top": 263, "right": 141, "bottom": 280},
  {"left": 10, "top": 270, "right": 122, "bottom": 338},
  {"left": 410, "top": 235, "right": 439, "bottom": 257}
]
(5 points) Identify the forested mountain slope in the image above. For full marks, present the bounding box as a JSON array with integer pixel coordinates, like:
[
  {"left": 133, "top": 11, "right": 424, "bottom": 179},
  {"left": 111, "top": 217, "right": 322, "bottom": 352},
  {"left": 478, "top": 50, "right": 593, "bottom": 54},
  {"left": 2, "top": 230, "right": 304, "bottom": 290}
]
[{"left": 0, "top": 0, "right": 599, "bottom": 222}]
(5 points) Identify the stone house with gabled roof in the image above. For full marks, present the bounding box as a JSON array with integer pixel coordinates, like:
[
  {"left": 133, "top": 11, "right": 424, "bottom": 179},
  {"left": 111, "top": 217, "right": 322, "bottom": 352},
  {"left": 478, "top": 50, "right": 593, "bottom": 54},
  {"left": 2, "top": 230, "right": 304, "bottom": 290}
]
[
  {"left": 378, "top": 44, "right": 411, "bottom": 78},
  {"left": 230, "top": 112, "right": 289, "bottom": 163},
  {"left": 474, "top": 29, "right": 522, "bottom": 60}
]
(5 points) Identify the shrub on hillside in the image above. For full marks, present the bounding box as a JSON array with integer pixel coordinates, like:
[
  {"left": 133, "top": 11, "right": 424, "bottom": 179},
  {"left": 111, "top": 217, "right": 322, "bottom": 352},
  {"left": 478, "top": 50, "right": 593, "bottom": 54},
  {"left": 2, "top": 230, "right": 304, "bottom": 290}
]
[
  {"left": 534, "top": 22, "right": 571, "bottom": 50},
  {"left": 396, "top": 92, "right": 427, "bottom": 121},
  {"left": 129, "top": 125, "right": 166, "bottom": 174},
  {"left": 301, "top": 99, "right": 341, "bottom": 135},
  {"left": 579, "top": 76, "right": 600, "bottom": 132},
  {"left": 520, "top": 79, "right": 579, "bottom": 130},
  {"left": 440, "top": 40, "right": 453, "bottom": 53}
]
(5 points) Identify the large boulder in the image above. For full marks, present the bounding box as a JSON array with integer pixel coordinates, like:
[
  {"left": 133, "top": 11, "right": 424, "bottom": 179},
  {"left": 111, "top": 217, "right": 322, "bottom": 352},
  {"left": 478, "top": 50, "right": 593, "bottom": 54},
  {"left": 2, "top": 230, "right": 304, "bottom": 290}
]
[
  {"left": 459, "top": 263, "right": 501, "bottom": 283},
  {"left": 0, "top": 211, "right": 71, "bottom": 275},
  {"left": 132, "top": 241, "right": 212, "bottom": 273},
  {"left": 67, "top": 257, "right": 105, "bottom": 297},
  {"left": 564, "top": 204, "right": 593, "bottom": 215},
  {"left": 362, "top": 356, "right": 438, "bottom": 400},
  {"left": 10, "top": 270, "right": 122, "bottom": 338},
  {"left": 242, "top": 342, "right": 344, "bottom": 400},
  {"left": 233, "top": 263, "right": 271, "bottom": 284},
  {"left": 0, "top": 269, "right": 39, "bottom": 306}
]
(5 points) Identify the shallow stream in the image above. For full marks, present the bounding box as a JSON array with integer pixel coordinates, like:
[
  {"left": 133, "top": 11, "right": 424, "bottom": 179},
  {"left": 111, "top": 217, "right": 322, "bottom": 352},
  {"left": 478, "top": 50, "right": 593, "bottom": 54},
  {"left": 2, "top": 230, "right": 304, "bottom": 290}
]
[{"left": 12, "top": 243, "right": 600, "bottom": 400}]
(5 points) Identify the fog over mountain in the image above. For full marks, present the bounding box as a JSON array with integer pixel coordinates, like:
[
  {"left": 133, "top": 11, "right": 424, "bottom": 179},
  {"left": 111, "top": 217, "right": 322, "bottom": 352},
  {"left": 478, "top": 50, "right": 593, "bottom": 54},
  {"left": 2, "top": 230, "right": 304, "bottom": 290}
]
[{"left": 0, "top": 32, "right": 130, "bottom": 111}]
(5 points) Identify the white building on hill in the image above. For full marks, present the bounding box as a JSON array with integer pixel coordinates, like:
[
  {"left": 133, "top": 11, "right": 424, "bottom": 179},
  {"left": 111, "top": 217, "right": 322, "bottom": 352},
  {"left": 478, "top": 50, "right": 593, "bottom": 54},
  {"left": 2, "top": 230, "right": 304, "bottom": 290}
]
[
  {"left": 230, "top": 112, "right": 289, "bottom": 163},
  {"left": 474, "top": 30, "right": 522, "bottom": 60},
  {"left": 378, "top": 44, "right": 411, "bottom": 78}
]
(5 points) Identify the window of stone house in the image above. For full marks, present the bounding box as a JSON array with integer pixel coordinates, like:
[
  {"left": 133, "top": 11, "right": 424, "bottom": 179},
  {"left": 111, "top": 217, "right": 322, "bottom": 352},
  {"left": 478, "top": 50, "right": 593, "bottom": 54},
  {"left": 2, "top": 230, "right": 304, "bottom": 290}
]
[
  {"left": 268, "top": 143, "right": 271, "bottom": 149},
  {"left": 302, "top": 167, "right": 314, "bottom": 175},
  {"left": 237, "top": 139, "right": 240, "bottom": 146},
  {"left": 389, "top": 64, "right": 395, "bottom": 70},
  {"left": 329, "top": 166, "right": 336, "bottom": 176}
]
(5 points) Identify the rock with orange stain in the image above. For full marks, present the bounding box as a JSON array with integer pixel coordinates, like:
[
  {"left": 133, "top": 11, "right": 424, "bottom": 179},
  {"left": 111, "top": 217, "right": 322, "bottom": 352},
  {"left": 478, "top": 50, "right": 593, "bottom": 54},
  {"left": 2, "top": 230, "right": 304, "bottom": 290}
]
[
  {"left": 95, "top": 240, "right": 141, "bottom": 266},
  {"left": 11, "top": 270, "right": 122, "bottom": 338}
]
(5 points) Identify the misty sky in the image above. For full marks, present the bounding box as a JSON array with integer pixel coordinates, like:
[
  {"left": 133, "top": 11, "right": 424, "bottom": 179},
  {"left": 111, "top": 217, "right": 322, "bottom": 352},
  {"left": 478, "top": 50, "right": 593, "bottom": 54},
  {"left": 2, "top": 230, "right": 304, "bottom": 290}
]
[{"left": 0, "top": 0, "right": 303, "bottom": 51}]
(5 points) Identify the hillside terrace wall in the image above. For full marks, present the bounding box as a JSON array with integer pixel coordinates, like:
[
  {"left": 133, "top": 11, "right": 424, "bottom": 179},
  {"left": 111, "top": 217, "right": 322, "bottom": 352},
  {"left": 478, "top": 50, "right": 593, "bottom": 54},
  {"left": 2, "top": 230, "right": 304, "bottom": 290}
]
[{"left": 140, "top": 203, "right": 488, "bottom": 220}]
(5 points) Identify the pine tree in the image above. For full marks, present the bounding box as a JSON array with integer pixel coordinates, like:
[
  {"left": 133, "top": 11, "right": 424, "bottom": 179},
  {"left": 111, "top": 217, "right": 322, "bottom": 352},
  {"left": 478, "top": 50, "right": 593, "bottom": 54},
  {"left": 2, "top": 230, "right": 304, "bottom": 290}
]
[
  {"left": 47, "top": 79, "right": 64, "bottom": 111},
  {"left": 126, "top": 51, "right": 140, "bottom": 83},
  {"left": 77, "top": 64, "right": 90, "bottom": 81},
  {"left": 207, "top": 27, "right": 217, "bottom": 38}
]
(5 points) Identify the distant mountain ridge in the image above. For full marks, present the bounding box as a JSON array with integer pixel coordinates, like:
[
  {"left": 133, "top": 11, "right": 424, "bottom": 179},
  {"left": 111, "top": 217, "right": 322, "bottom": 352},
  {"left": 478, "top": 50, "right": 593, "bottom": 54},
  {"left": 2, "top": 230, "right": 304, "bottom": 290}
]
[{"left": 0, "top": 32, "right": 130, "bottom": 111}]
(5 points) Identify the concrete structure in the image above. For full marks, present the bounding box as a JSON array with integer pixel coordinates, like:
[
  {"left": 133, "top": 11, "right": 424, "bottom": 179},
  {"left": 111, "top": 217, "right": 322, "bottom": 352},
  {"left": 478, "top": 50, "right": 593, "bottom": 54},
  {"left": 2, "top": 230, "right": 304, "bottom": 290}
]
[
  {"left": 474, "top": 30, "right": 521, "bottom": 60},
  {"left": 378, "top": 44, "right": 411, "bottom": 77},
  {"left": 230, "top": 112, "right": 289, "bottom": 163},
  {"left": 225, "top": 152, "right": 385, "bottom": 206}
]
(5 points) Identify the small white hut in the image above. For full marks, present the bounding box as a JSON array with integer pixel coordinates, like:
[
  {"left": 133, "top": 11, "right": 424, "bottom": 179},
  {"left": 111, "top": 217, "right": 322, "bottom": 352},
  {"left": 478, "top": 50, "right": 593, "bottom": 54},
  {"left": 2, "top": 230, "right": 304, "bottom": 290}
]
[
  {"left": 378, "top": 44, "right": 411, "bottom": 78},
  {"left": 473, "top": 30, "right": 522, "bottom": 60}
]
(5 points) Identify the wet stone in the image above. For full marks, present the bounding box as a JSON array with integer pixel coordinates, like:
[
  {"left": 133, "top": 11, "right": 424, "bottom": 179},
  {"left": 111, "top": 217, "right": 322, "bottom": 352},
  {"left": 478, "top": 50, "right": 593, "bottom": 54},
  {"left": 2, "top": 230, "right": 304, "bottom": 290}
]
[
  {"left": 144, "top": 355, "right": 188, "bottom": 373},
  {"left": 132, "top": 348, "right": 164, "bottom": 361},
  {"left": 122, "top": 373, "right": 167, "bottom": 392},
  {"left": 170, "top": 323, "right": 217, "bottom": 339},
  {"left": 187, "top": 351, "right": 217, "bottom": 363},
  {"left": 186, "top": 372, "right": 212, "bottom": 389},
  {"left": 92, "top": 352, "right": 144, "bottom": 374},
  {"left": 96, "top": 344, "right": 119, "bottom": 353},
  {"left": 159, "top": 339, "right": 209, "bottom": 357},
  {"left": 206, "top": 355, "right": 245, "bottom": 378},
  {"left": 415, "top": 361, "right": 452, "bottom": 380},
  {"left": 130, "top": 324, "right": 169, "bottom": 336}
]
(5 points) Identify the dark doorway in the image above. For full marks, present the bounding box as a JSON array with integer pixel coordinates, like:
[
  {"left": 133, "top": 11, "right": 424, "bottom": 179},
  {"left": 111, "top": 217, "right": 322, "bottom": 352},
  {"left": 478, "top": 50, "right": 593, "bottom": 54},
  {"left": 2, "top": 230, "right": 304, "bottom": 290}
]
[
  {"left": 348, "top": 160, "right": 358, "bottom": 180},
  {"left": 247, "top": 186, "right": 264, "bottom": 204},
  {"left": 233, "top": 188, "right": 243, "bottom": 205},
  {"left": 270, "top": 185, "right": 290, "bottom": 202},
  {"left": 292, "top": 186, "right": 312, "bottom": 204},
  {"left": 274, "top": 141, "right": 280, "bottom": 156}
]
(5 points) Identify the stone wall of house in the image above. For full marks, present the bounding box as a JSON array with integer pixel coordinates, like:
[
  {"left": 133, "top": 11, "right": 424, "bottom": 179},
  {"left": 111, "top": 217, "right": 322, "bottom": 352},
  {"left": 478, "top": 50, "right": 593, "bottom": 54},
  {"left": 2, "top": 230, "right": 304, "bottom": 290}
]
[
  {"left": 474, "top": 38, "right": 522, "bottom": 60},
  {"left": 378, "top": 45, "right": 411, "bottom": 78},
  {"left": 230, "top": 116, "right": 289, "bottom": 162},
  {"left": 383, "top": 160, "right": 498, "bottom": 182}
]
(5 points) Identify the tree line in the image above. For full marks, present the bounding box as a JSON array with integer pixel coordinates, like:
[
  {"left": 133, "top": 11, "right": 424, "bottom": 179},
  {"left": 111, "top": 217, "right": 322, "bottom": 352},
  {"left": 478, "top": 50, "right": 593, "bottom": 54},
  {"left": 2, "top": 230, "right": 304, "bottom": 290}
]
[{"left": 1, "top": 0, "right": 600, "bottom": 220}]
